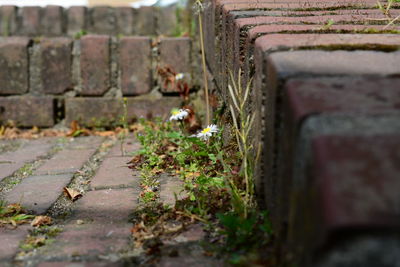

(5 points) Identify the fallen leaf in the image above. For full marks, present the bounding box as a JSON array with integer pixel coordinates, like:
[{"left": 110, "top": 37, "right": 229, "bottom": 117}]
[
  {"left": 63, "top": 187, "right": 82, "bottom": 201},
  {"left": 31, "top": 215, "right": 52, "bottom": 227}
]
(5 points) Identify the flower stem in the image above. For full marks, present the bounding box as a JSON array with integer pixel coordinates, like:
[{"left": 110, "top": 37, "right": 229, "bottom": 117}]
[{"left": 198, "top": 11, "right": 210, "bottom": 125}]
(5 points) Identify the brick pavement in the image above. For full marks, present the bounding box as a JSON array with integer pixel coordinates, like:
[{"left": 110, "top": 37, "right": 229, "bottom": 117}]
[{"left": 0, "top": 136, "right": 185, "bottom": 266}]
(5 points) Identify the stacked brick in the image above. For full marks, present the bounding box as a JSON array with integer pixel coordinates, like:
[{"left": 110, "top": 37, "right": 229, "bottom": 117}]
[
  {"left": 0, "top": 5, "right": 194, "bottom": 127},
  {"left": 204, "top": 0, "right": 400, "bottom": 265},
  {"left": 0, "top": 5, "right": 186, "bottom": 37}
]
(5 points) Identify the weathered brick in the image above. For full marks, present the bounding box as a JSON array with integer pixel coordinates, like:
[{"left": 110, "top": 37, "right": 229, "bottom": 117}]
[
  {"left": 158, "top": 37, "right": 191, "bottom": 93},
  {"left": 0, "top": 6, "right": 17, "bottom": 36},
  {"left": 42, "top": 5, "right": 64, "bottom": 36},
  {"left": 34, "top": 147, "right": 97, "bottom": 175},
  {"left": 0, "top": 96, "right": 54, "bottom": 127},
  {"left": 88, "top": 6, "right": 116, "bottom": 35},
  {"left": 5, "top": 173, "right": 73, "bottom": 214},
  {"left": 287, "top": 135, "right": 400, "bottom": 261},
  {"left": 90, "top": 155, "right": 138, "bottom": 190},
  {"left": 44, "top": 188, "right": 138, "bottom": 258},
  {"left": 157, "top": 6, "right": 178, "bottom": 36},
  {"left": 67, "top": 6, "right": 87, "bottom": 35},
  {"left": 65, "top": 97, "right": 181, "bottom": 127},
  {"left": 40, "top": 37, "right": 73, "bottom": 95},
  {"left": 259, "top": 50, "right": 400, "bottom": 237},
  {"left": 0, "top": 138, "right": 55, "bottom": 181},
  {"left": 159, "top": 174, "right": 185, "bottom": 206},
  {"left": 119, "top": 37, "right": 152, "bottom": 96},
  {"left": 115, "top": 7, "right": 134, "bottom": 35},
  {"left": 0, "top": 225, "right": 30, "bottom": 261},
  {"left": 0, "top": 37, "right": 30, "bottom": 95},
  {"left": 80, "top": 35, "right": 110, "bottom": 96},
  {"left": 134, "top": 6, "right": 156, "bottom": 35},
  {"left": 19, "top": 6, "right": 41, "bottom": 36}
]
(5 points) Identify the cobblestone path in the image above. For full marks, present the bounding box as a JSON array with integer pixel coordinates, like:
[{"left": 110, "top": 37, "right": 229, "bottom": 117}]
[{"left": 0, "top": 136, "right": 214, "bottom": 267}]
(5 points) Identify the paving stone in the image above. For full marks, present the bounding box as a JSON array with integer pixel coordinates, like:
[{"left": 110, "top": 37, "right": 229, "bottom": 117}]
[
  {"left": 67, "top": 6, "right": 87, "bottom": 35},
  {"left": 106, "top": 138, "right": 140, "bottom": 157},
  {"left": 0, "top": 37, "right": 30, "bottom": 95},
  {"left": 0, "top": 96, "right": 54, "bottom": 127},
  {"left": 0, "top": 225, "right": 30, "bottom": 261},
  {"left": 80, "top": 35, "right": 110, "bottom": 96},
  {"left": 90, "top": 156, "right": 138, "bottom": 190},
  {"left": 38, "top": 262, "right": 123, "bottom": 267},
  {"left": 0, "top": 6, "right": 18, "bottom": 36},
  {"left": 159, "top": 174, "right": 185, "bottom": 206},
  {"left": 45, "top": 188, "right": 138, "bottom": 258},
  {"left": 40, "top": 37, "right": 73, "bottom": 95},
  {"left": 35, "top": 148, "right": 97, "bottom": 175},
  {"left": 5, "top": 173, "right": 73, "bottom": 214},
  {"left": 19, "top": 6, "right": 41, "bottom": 36},
  {"left": 34, "top": 136, "right": 103, "bottom": 175},
  {"left": 42, "top": 5, "right": 64, "bottom": 36},
  {"left": 0, "top": 138, "right": 55, "bottom": 181},
  {"left": 119, "top": 37, "right": 152, "bottom": 96},
  {"left": 65, "top": 97, "right": 181, "bottom": 127}
]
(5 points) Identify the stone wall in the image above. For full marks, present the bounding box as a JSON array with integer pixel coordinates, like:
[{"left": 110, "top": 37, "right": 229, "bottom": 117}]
[
  {"left": 203, "top": 0, "right": 400, "bottom": 265},
  {"left": 0, "top": 5, "right": 197, "bottom": 127}
]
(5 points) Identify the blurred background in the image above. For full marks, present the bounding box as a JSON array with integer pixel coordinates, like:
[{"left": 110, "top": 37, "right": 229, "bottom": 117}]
[{"left": 0, "top": 0, "right": 184, "bottom": 7}]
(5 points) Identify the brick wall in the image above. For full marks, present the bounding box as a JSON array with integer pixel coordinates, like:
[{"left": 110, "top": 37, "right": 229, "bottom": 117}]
[
  {"left": 0, "top": 5, "right": 188, "bottom": 37},
  {"left": 0, "top": 5, "right": 197, "bottom": 127},
  {"left": 203, "top": 0, "right": 400, "bottom": 265}
]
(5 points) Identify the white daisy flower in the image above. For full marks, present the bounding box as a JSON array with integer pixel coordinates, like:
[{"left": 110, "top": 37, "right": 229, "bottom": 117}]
[
  {"left": 196, "top": 124, "right": 219, "bottom": 140},
  {"left": 169, "top": 109, "right": 189, "bottom": 121},
  {"left": 175, "top": 73, "right": 185, "bottom": 81}
]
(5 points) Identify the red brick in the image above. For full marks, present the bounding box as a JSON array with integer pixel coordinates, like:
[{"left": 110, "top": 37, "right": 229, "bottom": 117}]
[
  {"left": 42, "top": 5, "right": 64, "bottom": 36},
  {"left": 120, "top": 37, "right": 152, "bottom": 96},
  {"left": 157, "top": 6, "right": 178, "bottom": 36},
  {"left": 67, "top": 6, "right": 87, "bottom": 35},
  {"left": 0, "top": 96, "right": 54, "bottom": 127},
  {"left": 65, "top": 97, "right": 181, "bottom": 127},
  {"left": 90, "top": 156, "right": 138, "bottom": 190},
  {"left": 0, "top": 138, "right": 55, "bottom": 181},
  {"left": 40, "top": 37, "right": 73, "bottom": 95},
  {"left": 35, "top": 147, "right": 97, "bottom": 175},
  {"left": 80, "top": 35, "right": 110, "bottom": 96},
  {"left": 88, "top": 6, "right": 116, "bottom": 35},
  {"left": 289, "top": 135, "right": 400, "bottom": 252},
  {"left": 5, "top": 173, "right": 73, "bottom": 214},
  {"left": 115, "top": 7, "right": 134, "bottom": 35},
  {"left": 158, "top": 37, "right": 191, "bottom": 93},
  {"left": 19, "top": 6, "right": 41, "bottom": 36},
  {"left": 0, "top": 37, "right": 30, "bottom": 95},
  {"left": 0, "top": 6, "right": 17, "bottom": 36},
  {"left": 46, "top": 188, "right": 138, "bottom": 258},
  {"left": 0, "top": 225, "right": 30, "bottom": 261},
  {"left": 134, "top": 6, "right": 156, "bottom": 35},
  {"left": 159, "top": 174, "right": 185, "bottom": 206},
  {"left": 255, "top": 49, "right": 400, "bottom": 235}
]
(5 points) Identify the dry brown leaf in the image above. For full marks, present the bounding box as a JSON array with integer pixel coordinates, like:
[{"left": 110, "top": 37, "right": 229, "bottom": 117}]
[
  {"left": 94, "top": 131, "right": 115, "bottom": 137},
  {"left": 31, "top": 215, "right": 52, "bottom": 227},
  {"left": 63, "top": 187, "right": 82, "bottom": 201}
]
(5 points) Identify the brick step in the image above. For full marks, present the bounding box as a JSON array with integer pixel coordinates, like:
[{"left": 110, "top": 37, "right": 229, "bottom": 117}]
[{"left": 205, "top": 0, "right": 400, "bottom": 265}]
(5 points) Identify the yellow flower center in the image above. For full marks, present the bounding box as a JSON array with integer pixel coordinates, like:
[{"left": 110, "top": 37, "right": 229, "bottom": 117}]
[
  {"left": 201, "top": 127, "right": 211, "bottom": 134},
  {"left": 172, "top": 111, "right": 179, "bottom": 115}
]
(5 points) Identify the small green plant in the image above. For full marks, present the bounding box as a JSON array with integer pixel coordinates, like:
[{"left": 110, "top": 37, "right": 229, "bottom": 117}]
[
  {"left": 0, "top": 200, "right": 34, "bottom": 227},
  {"left": 119, "top": 97, "right": 129, "bottom": 156},
  {"left": 74, "top": 29, "right": 87, "bottom": 39}
]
